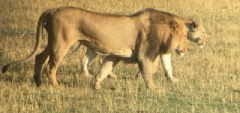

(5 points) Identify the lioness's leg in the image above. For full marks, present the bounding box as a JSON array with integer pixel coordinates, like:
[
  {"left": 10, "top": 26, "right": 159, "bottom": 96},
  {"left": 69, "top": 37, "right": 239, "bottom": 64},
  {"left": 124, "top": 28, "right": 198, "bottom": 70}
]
[
  {"left": 91, "top": 56, "right": 120, "bottom": 90},
  {"left": 34, "top": 46, "right": 50, "bottom": 86},
  {"left": 138, "top": 57, "right": 158, "bottom": 91},
  {"left": 160, "top": 54, "right": 179, "bottom": 83},
  {"left": 99, "top": 57, "right": 117, "bottom": 79},
  {"left": 81, "top": 49, "right": 97, "bottom": 77},
  {"left": 45, "top": 39, "right": 74, "bottom": 86},
  {"left": 82, "top": 50, "right": 117, "bottom": 79}
]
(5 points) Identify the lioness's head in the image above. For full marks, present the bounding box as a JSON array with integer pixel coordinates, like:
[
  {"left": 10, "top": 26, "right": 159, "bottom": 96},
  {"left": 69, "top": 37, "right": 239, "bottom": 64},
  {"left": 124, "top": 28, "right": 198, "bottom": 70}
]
[{"left": 187, "top": 21, "right": 207, "bottom": 48}]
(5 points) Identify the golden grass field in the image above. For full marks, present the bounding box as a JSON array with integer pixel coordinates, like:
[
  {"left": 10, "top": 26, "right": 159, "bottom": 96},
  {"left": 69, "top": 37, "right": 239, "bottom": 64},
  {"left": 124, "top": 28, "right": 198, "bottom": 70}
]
[{"left": 0, "top": 0, "right": 239, "bottom": 112}]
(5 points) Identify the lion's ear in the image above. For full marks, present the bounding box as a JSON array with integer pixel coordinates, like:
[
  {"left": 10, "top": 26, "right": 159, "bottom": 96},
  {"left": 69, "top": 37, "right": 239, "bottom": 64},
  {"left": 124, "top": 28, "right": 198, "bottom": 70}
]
[
  {"left": 192, "top": 20, "right": 199, "bottom": 30},
  {"left": 169, "top": 20, "right": 178, "bottom": 29}
]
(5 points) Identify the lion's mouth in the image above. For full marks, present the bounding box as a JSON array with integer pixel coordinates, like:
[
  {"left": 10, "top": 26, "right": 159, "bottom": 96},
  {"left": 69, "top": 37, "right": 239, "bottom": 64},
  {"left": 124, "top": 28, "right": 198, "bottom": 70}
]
[
  {"left": 196, "top": 37, "right": 207, "bottom": 48},
  {"left": 176, "top": 48, "right": 190, "bottom": 57},
  {"left": 176, "top": 50, "right": 185, "bottom": 57}
]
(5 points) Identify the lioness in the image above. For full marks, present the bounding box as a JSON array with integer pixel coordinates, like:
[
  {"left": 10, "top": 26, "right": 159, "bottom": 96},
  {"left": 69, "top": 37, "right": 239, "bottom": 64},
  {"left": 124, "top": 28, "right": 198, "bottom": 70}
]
[{"left": 2, "top": 7, "right": 189, "bottom": 91}]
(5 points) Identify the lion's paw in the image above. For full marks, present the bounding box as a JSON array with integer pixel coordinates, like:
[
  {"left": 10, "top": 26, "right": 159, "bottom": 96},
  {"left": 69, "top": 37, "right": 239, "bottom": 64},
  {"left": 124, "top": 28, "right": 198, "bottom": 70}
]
[
  {"left": 148, "top": 84, "right": 159, "bottom": 92},
  {"left": 90, "top": 79, "right": 101, "bottom": 90}
]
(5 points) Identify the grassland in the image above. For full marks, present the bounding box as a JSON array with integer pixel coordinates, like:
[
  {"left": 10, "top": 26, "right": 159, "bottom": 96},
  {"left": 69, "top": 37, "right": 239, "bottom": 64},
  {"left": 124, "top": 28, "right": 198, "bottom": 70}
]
[{"left": 0, "top": 0, "right": 239, "bottom": 112}]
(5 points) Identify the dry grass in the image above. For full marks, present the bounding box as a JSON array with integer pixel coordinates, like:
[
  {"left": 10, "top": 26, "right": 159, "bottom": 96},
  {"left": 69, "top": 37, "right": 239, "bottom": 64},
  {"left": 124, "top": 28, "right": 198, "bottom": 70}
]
[{"left": 0, "top": 0, "right": 239, "bottom": 112}]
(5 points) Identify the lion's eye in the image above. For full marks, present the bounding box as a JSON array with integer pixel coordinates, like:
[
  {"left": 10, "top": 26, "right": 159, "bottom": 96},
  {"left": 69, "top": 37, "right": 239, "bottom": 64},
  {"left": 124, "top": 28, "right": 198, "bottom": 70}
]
[{"left": 195, "top": 38, "right": 200, "bottom": 41}]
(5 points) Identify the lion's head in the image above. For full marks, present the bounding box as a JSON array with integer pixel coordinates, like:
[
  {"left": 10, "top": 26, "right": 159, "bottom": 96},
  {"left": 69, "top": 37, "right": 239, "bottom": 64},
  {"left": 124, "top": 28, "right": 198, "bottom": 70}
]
[{"left": 187, "top": 20, "right": 207, "bottom": 48}]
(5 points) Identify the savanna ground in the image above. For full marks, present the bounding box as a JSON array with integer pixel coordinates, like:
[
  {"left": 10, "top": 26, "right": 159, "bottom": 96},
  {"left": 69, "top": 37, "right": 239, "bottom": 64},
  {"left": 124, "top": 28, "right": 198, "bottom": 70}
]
[{"left": 0, "top": 0, "right": 239, "bottom": 112}]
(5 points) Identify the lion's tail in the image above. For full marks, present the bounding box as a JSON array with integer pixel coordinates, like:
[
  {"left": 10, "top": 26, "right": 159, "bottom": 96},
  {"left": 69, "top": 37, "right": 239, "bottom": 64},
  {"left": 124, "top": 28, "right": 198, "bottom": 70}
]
[{"left": 2, "top": 10, "right": 49, "bottom": 73}]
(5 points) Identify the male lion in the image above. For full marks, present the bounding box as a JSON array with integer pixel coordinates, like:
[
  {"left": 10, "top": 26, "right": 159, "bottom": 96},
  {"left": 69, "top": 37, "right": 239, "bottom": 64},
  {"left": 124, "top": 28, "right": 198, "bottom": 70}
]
[
  {"left": 2, "top": 7, "right": 189, "bottom": 91},
  {"left": 78, "top": 16, "right": 207, "bottom": 81}
]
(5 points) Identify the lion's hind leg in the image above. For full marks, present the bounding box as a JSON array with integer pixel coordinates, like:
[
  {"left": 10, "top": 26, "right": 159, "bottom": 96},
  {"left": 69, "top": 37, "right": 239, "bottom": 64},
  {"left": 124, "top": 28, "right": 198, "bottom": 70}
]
[
  {"left": 90, "top": 56, "right": 120, "bottom": 90},
  {"left": 45, "top": 36, "right": 76, "bottom": 87},
  {"left": 99, "top": 56, "right": 118, "bottom": 80},
  {"left": 82, "top": 50, "right": 118, "bottom": 79},
  {"left": 34, "top": 46, "right": 50, "bottom": 87}
]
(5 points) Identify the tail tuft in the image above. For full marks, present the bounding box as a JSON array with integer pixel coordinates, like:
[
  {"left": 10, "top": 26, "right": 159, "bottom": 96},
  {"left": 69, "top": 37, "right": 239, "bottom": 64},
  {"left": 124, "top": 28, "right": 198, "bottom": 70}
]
[{"left": 2, "top": 64, "right": 10, "bottom": 73}]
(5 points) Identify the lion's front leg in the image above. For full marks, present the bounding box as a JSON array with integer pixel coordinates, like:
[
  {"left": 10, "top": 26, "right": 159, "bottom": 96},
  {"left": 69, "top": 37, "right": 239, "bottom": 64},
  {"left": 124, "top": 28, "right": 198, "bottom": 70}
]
[
  {"left": 138, "top": 57, "right": 159, "bottom": 91},
  {"left": 90, "top": 56, "right": 120, "bottom": 90},
  {"left": 160, "top": 54, "right": 179, "bottom": 83}
]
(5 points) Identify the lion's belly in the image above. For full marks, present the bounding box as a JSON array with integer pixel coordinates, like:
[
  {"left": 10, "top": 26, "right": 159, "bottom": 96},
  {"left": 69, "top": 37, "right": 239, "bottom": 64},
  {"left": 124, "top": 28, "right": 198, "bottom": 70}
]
[
  {"left": 95, "top": 49, "right": 134, "bottom": 58},
  {"left": 81, "top": 40, "right": 135, "bottom": 58}
]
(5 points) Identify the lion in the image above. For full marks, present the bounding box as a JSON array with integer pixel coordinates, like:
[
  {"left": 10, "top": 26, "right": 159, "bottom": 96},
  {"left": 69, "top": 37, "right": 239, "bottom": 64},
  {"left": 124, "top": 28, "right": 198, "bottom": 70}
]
[
  {"left": 2, "top": 7, "right": 190, "bottom": 91},
  {"left": 80, "top": 18, "right": 207, "bottom": 81}
]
